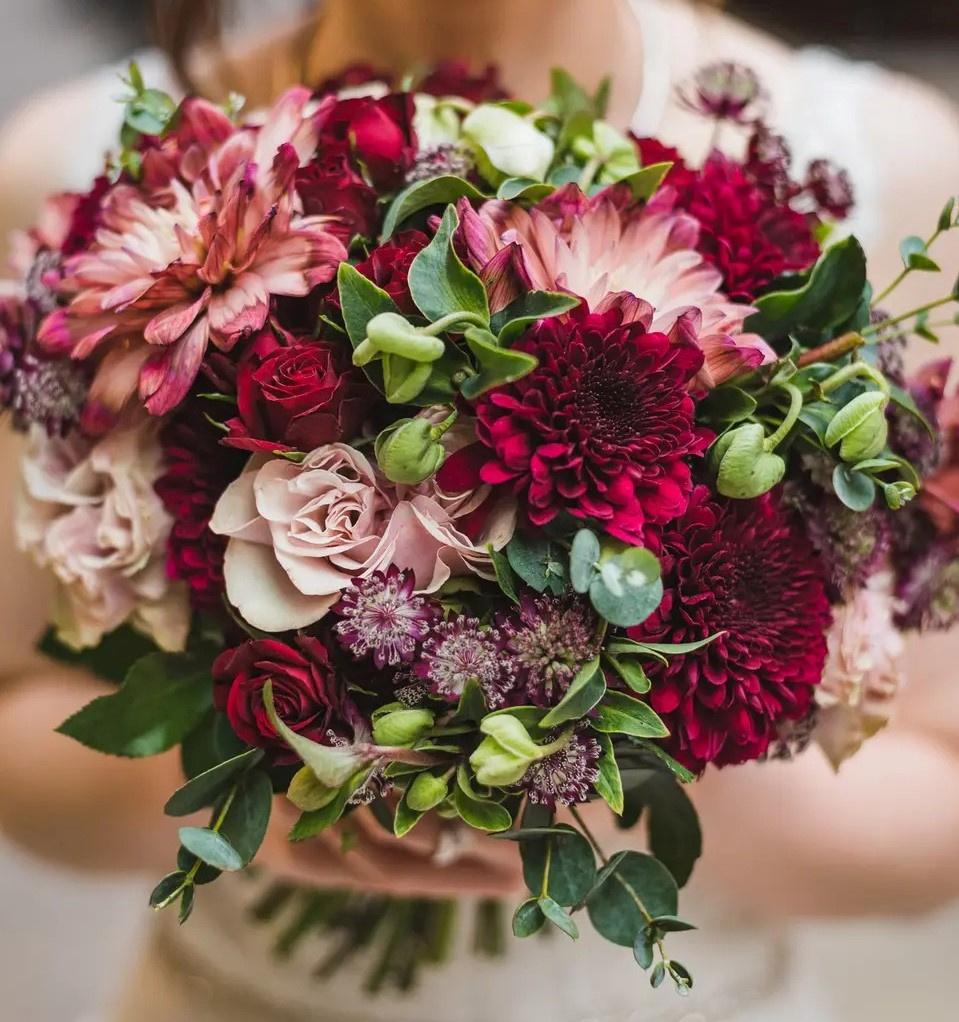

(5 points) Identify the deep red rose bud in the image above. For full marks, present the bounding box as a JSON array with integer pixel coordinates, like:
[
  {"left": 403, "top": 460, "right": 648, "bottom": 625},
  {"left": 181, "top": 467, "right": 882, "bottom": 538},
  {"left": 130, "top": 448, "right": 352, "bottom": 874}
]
[
  {"left": 223, "top": 329, "right": 375, "bottom": 453},
  {"left": 213, "top": 635, "right": 344, "bottom": 764},
  {"left": 319, "top": 94, "right": 417, "bottom": 190},
  {"left": 296, "top": 148, "right": 379, "bottom": 243}
]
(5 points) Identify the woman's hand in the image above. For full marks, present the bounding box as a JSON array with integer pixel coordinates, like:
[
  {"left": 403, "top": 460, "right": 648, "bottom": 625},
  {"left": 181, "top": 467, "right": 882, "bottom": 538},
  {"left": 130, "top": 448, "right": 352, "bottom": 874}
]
[{"left": 257, "top": 798, "right": 526, "bottom": 900}]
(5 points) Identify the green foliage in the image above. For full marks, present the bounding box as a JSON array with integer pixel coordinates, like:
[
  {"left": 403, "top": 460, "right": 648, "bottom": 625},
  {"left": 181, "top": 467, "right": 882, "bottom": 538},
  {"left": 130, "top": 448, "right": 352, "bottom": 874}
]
[
  {"left": 586, "top": 851, "right": 678, "bottom": 947},
  {"left": 490, "top": 291, "right": 580, "bottom": 345},
  {"left": 696, "top": 386, "right": 758, "bottom": 425},
  {"left": 899, "top": 235, "right": 940, "bottom": 272},
  {"left": 37, "top": 623, "right": 159, "bottom": 684},
  {"left": 180, "top": 711, "right": 246, "bottom": 780},
  {"left": 57, "top": 649, "right": 214, "bottom": 757},
  {"left": 459, "top": 326, "right": 539, "bottom": 399},
  {"left": 488, "top": 546, "right": 520, "bottom": 604},
  {"left": 832, "top": 464, "right": 876, "bottom": 511},
  {"left": 521, "top": 824, "right": 597, "bottom": 907},
  {"left": 336, "top": 262, "right": 397, "bottom": 390},
  {"left": 512, "top": 898, "right": 546, "bottom": 937},
  {"left": 540, "top": 658, "right": 605, "bottom": 728},
  {"left": 496, "top": 178, "right": 555, "bottom": 202},
  {"left": 622, "top": 772, "right": 702, "bottom": 887},
  {"left": 380, "top": 175, "right": 487, "bottom": 240},
  {"left": 506, "top": 532, "right": 567, "bottom": 595},
  {"left": 589, "top": 542, "right": 663, "bottom": 628},
  {"left": 539, "top": 896, "right": 579, "bottom": 939},
  {"left": 569, "top": 528, "right": 601, "bottom": 594},
  {"left": 712, "top": 423, "right": 786, "bottom": 499},
  {"left": 592, "top": 691, "right": 669, "bottom": 739},
  {"left": 619, "top": 162, "right": 672, "bottom": 201},
  {"left": 594, "top": 733, "right": 625, "bottom": 815},
  {"left": 164, "top": 749, "right": 264, "bottom": 817},
  {"left": 178, "top": 827, "right": 244, "bottom": 872},
  {"left": 217, "top": 770, "right": 273, "bottom": 864}
]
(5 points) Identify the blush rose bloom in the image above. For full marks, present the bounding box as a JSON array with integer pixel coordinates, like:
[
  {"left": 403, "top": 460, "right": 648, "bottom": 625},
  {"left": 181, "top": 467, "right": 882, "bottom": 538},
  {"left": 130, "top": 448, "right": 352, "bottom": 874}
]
[
  {"left": 15, "top": 413, "right": 190, "bottom": 651},
  {"left": 815, "top": 572, "right": 905, "bottom": 769},
  {"left": 210, "top": 442, "right": 515, "bottom": 632}
]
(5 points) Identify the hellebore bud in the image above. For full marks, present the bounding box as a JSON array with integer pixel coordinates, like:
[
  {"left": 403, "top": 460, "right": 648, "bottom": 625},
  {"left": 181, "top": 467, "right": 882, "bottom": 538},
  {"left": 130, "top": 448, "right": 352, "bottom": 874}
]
[
  {"left": 375, "top": 417, "right": 447, "bottom": 484},
  {"left": 470, "top": 714, "right": 568, "bottom": 788},
  {"left": 462, "top": 104, "right": 555, "bottom": 182},
  {"left": 406, "top": 771, "right": 451, "bottom": 812},
  {"left": 824, "top": 390, "right": 889, "bottom": 462},
  {"left": 712, "top": 422, "right": 786, "bottom": 499},
  {"left": 372, "top": 708, "right": 435, "bottom": 748}
]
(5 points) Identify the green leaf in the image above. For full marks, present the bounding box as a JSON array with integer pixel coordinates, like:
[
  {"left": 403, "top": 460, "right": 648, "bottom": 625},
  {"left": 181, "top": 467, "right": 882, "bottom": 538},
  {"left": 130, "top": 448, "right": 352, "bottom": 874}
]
[
  {"left": 506, "top": 532, "right": 567, "bottom": 595},
  {"left": 619, "top": 162, "right": 672, "bottom": 201},
  {"left": 569, "top": 528, "right": 600, "bottom": 594},
  {"left": 653, "top": 915, "right": 698, "bottom": 933},
  {"left": 492, "top": 291, "right": 581, "bottom": 346},
  {"left": 540, "top": 657, "right": 605, "bottom": 728},
  {"left": 747, "top": 237, "right": 868, "bottom": 339},
  {"left": 697, "top": 386, "right": 758, "bottom": 425},
  {"left": 627, "top": 633, "right": 725, "bottom": 656},
  {"left": 218, "top": 770, "right": 273, "bottom": 864},
  {"left": 512, "top": 898, "right": 546, "bottom": 937},
  {"left": 149, "top": 871, "right": 187, "bottom": 909},
  {"left": 937, "top": 196, "right": 956, "bottom": 232},
  {"left": 178, "top": 884, "right": 196, "bottom": 924},
  {"left": 125, "top": 88, "right": 176, "bottom": 136},
  {"left": 594, "top": 732, "right": 624, "bottom": 814},
  {"left": 832, "top": 464, "right": 876, "bottom": 511},
  {"left": 393, "top": 791, "right": 426, "bottom": 837},
  {"left": 460, "top": 326, "right": 538, "bottom": 399},
  {"left": 650, "top": 962, "right": 666, "bottom": 989},
  {"left": 452, "top": 786, "right": 513, "bottom": 832},
  {"left": 634, "top": 931, "right": 655, "bottom": 969},
  {"left": 289, "top": 769, "right": 368, "bottom": 841},
  {"left": 451, "top": 677, "right": 490, "bottom": 724},
  {"left": 592, "top": 691, "right": 669, "bottom": 739},
  {"left": 336, "top": 262, "right": 397, "bottom": 389},
  {"left": 888, "top": 382, "right": 936, "bottom": 437},
  {"left": 180, "top": 711, "right": 246, "bottom": 780},
  {"left": 605, "top": 655, "right": 650, "bottom": 694},
  {"left": 899, "top": 235, "right": 940, "bottom": 272},
  {"left": 408, "top": 205, "right": 490, "bottom": 324},
  {"left": 521, "top": 824, "right": 597, "bottom": 906},
  {"left": 589, "top": 545, "right": 663, "bottom": 628},
  {"left": 164, "top": 749, "right": 264, "bottom": 817},
  {"left": 57, "top": 650, "right": 214, "bottom": 757},
  {"left": 633, "top": 773, "right": 702, "bottom": 888},
  {"left": 37, "top": 623, "right": 159, "bottom": 684},
  {"left": 496, "top": 177, "right": 555, "bottom": 202},
  {"left": 539, "top": 895, "right": 579, "bottom": 939},
  {"left": 586, "top": 851, "right": 678, "bottom": 947},
  {"left": 488, "top": 546, "right": 520, "bottom": 604},
  {"left": 178, "top": 826, "right": 244, "bottom": 872},
  {"left": 629, "top": 740, "right": 696, "bottom": 784},
  {"left": 380, "top": 175, "right": 486, "bottom": 240}
]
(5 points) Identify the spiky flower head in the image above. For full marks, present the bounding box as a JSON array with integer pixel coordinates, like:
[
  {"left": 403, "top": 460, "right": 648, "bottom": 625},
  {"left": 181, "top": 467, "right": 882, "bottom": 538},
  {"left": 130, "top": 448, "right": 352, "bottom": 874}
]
[
  {"left": 521, "top": 728, "right": 601, "bottom": 808},
  {"left": 895, "top": 540, "right": 959, "bottom": 632},
  {"left": 333, "top": 567, "right": 439, "bottom": 669},
  {"left": 679, "top": 62, "right": 764, "bottom": 123},
  {"left": 501, "top": 593, "right": 601, "bottom": 707},
  {"left": 414, "top": 614, "right": 514, "bottom": 707}
]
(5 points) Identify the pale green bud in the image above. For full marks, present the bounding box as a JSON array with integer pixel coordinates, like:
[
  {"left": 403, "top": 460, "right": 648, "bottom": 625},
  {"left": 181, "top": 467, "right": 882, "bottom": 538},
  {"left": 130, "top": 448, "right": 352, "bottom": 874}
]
[
  {"left": 375, "top": 418, "right": 446, "bottom": 485},
  {"left": 382, "top": 354, "right": 434, "bottom": 404},
  {"left": 287, "top": 766, "right": 338, "bottom": 812},
  {"left": 883, "top": 480, "right": 916, "bottom": 510},
  {"left": 412, "top": 94, "right": 462, "bottom": 148},
  {"left": 462, "top": 105, "right": 555, "bottom": 182},
  {"left": 470, "top": 714, "right": 544, "bottom": 787},
  {"left": 406, "top": 771, "right": 450, "bottom": 812},
  {"left": 572, "top": 121, "right": 640, "bottom": 182},
  {"left": 824, "top": 391, "right": 889, "bottom": 462},
  {"left": 713, "top": 422, "right": 786, "bottom": 500},
  {"left": 372, "top": 708, "right": 435, "bottom": 748}
]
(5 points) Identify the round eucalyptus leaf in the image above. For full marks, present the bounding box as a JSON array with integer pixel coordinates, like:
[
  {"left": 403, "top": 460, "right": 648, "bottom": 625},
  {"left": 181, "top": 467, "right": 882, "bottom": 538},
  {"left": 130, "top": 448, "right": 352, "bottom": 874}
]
[
  {"left": 832, "top": 464, "right": 876, "bottom": 511},
  {"left": 521, "top": 824, "right": 597, "bottom": 907},
  {"left": 586, "top": 851, "right": 678, "bottom": 947},
  {"left": 570, "top": 529, "right": 600, "bottom": 593},
  {"left": 178, "top": 826, "right": 244, "bottom": 872},
  {"left": 512, "top": 898, "right": 546, "bottom": 938}
]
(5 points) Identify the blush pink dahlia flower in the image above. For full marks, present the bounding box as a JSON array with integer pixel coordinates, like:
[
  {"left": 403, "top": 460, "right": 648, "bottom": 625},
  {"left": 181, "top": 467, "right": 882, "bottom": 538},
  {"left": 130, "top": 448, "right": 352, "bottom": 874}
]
[
  {"left": 38, "top": 89, "right": 346, "bottom": 424},
  {"left": 459, "top": 186, "right": 774, "bottom": 388}
]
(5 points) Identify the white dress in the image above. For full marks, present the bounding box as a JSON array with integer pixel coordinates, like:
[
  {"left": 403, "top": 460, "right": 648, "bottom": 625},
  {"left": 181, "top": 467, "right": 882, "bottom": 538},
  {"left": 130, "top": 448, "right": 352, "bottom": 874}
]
[{"left": 2, "top": 3, "right": 955, "bottom": 1021}]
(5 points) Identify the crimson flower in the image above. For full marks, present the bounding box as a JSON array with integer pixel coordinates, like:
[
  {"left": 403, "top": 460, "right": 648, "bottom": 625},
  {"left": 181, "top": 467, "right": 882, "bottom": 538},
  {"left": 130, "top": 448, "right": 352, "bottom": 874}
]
[
  {"left": 296, "top": 147, "right": 379, "bottom": 243},
  {"left": 417, "top": 61, "right": 509, "bottom": 103},
  {"left": 213, "top": 635, "right": 345, "bottom": 764},
  {"left": 223, "top": 326, "right": 374, "bottom": 453},
  {"left": 347, "top": 230, "right": 430, "bottom": 316},
  {"left": 469, "top": 304, "right": 711, "bottom": 543},
  {"left": 631, "top": 136, "right": 698, "bottom": 196},
  {"left": 630, "top": 487, "right": 832, "bottom": 772},
  {"left": 317, "top": 94, "right": 416, "bottom": 190}
]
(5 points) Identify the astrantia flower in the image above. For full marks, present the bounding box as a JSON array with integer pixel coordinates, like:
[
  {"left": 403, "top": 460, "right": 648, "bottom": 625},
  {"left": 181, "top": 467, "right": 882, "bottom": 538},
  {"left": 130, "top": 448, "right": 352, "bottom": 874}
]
[
  {"left": 38, "top": 89, "right": 346, "bottom": 423},
  {"left": 471, "top": 304, "right": 711, "bottom": 542},
  {"left": 155, "top": 405, "right": 247, "bottom": 614},
  {"left": 630, "top": 487, "right": 832, "bottom": 772},
  {"left": 521, "top": 728, "right": 601, "bottom": 808},
  {"left": 682, "top": 155, "right": 820, "bottom": 301},
  {"left": 415, "top": 615, "right": 514, "bottom": 706},
  {"left": 679, "top": 62, "right": 764, "bottom": 123},
  {"left": 895, "top": 539, "right": 959, "bottom": 632},
  {"left": 501, "top": 592, "right": 601, "bottom": 707},
  {"left": 804, "top": 159, "right": 855, "bottom": 220},
  {"left": 460, "top": 187, "right": 775, "bottom": 386},
  {"left": 333, "top": 567, "right": 439, "bottom": 668}
]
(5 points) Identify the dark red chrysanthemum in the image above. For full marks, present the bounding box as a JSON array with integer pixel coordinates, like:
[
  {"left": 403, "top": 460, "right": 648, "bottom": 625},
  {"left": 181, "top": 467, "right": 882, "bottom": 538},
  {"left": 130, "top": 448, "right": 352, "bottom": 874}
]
[
  {"left": 155, "top": 407, "right": 247, "bottom": 614},
  {"left": 683, "top": 155, "right": 820, "bottom": 301},
  {"left": 629, "top": 487, "right": 832, "bottom": 772},
  {"left": 471, "top": 305, "right": 711, "bottom": 543},
  {"left": 631, "top": 136, "right": 698, "bottom": 196}
]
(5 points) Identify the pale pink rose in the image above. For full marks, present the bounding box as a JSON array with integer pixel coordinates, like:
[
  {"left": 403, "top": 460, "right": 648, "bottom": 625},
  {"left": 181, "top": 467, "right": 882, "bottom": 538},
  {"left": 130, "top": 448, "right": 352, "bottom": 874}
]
[
  {"left": 211, "top": 441, "right": 514, "bottom": 632},
  {"left": 459, "top": 188, "right": 774, "bottom": 388},
  {"left": 815, "top": 572, "right": 905, "bottom": 769},
  {"left": 16, "top": 414, "right": 189, "bottom": 651}
]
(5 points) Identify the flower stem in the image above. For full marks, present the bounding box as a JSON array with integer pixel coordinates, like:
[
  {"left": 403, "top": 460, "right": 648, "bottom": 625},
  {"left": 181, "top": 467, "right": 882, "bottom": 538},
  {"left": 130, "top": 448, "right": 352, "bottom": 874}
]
[
  {"left": 862, "top": 295, "right": 956, "bottom": 338},
  {"left": 763, "top": 384, "right": 803, "bottom": 452},
  {"left": 873, "top": 227, "right": 943, "bottom": 305},
  {"left": 423, "top": 311, "right": 489, "bottom": 336},
  {"left": 819, "top": 360, "right": 889, "bottom": 397},
  {"left": 183, "top": 783, "right": 238, "bottom": 885},
  {"left": 578, "top": 156, "right": 603, "bottom": 193}
]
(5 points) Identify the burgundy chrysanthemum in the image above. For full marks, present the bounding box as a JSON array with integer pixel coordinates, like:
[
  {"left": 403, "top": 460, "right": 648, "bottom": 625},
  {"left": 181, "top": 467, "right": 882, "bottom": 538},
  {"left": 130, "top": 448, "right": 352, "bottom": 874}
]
[
  {"left": 333, "top": 567, "right": 439, "bottom": 669},
  {"left": 684, "top": 155, "right": 820, "bottom": 301},
  {"left": 629, "top": 487, "right": 832, "bottom": 772},
  {"left": 414, "top": 615, "right": 514, "bottom": 707},
  {"left": 501, "top": 592, "right": 600, "bottom": 707},
  {"left": 472, "top": 305, "right": 711, "bottom": 543},
  {"left": 155, "top": 407, "right": 247, "bottom": 614},
  {"left": 522, "top": 729, "right": 601, "bottom": 808}
]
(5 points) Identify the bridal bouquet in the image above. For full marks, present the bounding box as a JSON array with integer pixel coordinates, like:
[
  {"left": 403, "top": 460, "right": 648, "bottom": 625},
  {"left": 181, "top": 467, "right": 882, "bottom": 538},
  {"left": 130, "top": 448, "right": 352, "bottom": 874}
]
[{"left": 5, "top": 59, "right": 958, "bottom": 995}]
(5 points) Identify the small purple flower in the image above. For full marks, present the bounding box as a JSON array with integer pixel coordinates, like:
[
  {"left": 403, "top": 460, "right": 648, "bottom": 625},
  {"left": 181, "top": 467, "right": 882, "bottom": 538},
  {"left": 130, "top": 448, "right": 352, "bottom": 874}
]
[
  {"left": 522, "top": 729, "right": 601, "bottom": 808},
  {"left": 895, "top": 539, "right": 959, "bottom": 632},
  {"left": 679, "top": 62, "right": 764, "bottom": 124},
  {"left": 804, "top": 158, "right": 855, "bottom": 220},
  {"left": 745, "top": 122, "right": 794, "bottom": 200},
  {"left": 501, "top": 593, "right": 600, "bottom": 707},
  {"left": 405, "top": 143, "right": 473, "bottom": 185},
  {"left": 333, "top": 567, "right": 438, "bottom": 669},
  {"left": 415, "top": 615, "right": 514, "bottom": 706}
]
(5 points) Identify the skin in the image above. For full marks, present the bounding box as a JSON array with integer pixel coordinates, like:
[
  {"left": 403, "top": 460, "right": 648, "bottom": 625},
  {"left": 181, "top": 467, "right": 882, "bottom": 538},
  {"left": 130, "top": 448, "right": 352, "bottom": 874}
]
[{"left": 1, "top": 0, "right": 959, "bottom": 917}]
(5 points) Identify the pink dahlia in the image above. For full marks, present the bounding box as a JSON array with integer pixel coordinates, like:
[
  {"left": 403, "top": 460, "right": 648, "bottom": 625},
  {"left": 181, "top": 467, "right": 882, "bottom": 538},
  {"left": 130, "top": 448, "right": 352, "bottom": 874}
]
[
  {"left": 460, "top": 186, "right": 774, "bottom": 387},
  {"left": 38, "top": 88, "right": 346, "bottom": 423},
  {"left": 630, "top": 487, "right": 832, "bottom": 772},
  {"left": 469, "top": 303, "right": 711, "bottom": 543}
]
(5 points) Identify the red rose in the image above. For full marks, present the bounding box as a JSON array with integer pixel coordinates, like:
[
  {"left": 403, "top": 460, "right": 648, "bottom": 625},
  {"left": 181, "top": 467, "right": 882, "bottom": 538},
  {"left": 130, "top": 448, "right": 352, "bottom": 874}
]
[
  {"left": 350, "top": 230, "right": 430, "bottom": 315},
  {"left": 318, "top": 94, "right": 416, "bottom": 189},
  {"left": 417, "top": 60, "right": 510, "bottom": 103},
  {"left": 213, "top": 636, "right": 342, "bottom": 764},
  {"left": 223, "top": 328, "right": 374, "bottom": 453},
  {"left": 296, "top": 148, "right": 379, "bottom": 243}
]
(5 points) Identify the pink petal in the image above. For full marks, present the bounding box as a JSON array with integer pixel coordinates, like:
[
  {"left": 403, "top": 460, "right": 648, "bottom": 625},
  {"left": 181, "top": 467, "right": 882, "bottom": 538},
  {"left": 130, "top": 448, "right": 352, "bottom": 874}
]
[
  {"left": 207, "top": 275, "right": 269, "bottom": 342},
  {"left": 140, "top": 315, "right": 210, "bottom": 415},
  {"left": 144, "top": 289, "right": 210, "bottom": 346}
]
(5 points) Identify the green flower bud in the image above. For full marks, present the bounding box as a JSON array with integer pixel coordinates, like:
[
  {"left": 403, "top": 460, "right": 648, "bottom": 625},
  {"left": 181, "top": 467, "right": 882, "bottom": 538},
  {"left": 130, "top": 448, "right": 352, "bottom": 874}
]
[
  {"left": 882, "top": 480, "right": 917, "bottom": 510},
  {"left": 375, "top": 418, "right": 446, "bottom": 485},
  {"left": 470, "top": 714, "right": 548, "bottom": 788},
  {"left": 372, "top": 708, "right": 435, "bottom": 748},
  {"left": 824, "top": 391, "right": 889, "bottom": 462},
  {"left": 713, "top": 422, "right": 786, "bottom": 500},
  {"left": 357, "top": 312, "right": 446, "bottom": 366},
  {"left": 406, "top": 771, "right": 450, "bottom": 812},
  {"left": 287, "top": 766, "right": 338, "bottom": 812},
  {"left": 462, "top": 104, "right": 555, "bottom": 182},
  {"left": 382, "top": 354, "right": 434, "bottom": 404}
]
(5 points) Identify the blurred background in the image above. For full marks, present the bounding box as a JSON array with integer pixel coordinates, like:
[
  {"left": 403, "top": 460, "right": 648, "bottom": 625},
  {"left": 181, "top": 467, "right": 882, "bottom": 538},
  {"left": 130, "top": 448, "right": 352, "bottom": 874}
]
[{"left": 0, "top": 1, "right": 956, "bottom": 1019}]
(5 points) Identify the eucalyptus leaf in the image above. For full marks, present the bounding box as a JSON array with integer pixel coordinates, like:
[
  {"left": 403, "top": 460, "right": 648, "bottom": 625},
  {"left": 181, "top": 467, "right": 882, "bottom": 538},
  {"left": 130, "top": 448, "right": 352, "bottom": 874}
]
[
  {"left": 149, "top": 871, "right": 187, "bottom": 909},
  {"left": 164, "top": 749, "right": 264, "bottom": 817},
  {"left": 217, "top": 770, "right": 273, "bottom": 865},
  {"left": 539, "top": 896, "right": 580, "bottom": 940},
  {"left": 569, "top": 528, "right": 601, "bottom": 594},
  {"left": 589, "top": 546, "right": 663, "bottom": 628},
  {"left": 512, "top": 898, "right": 546, "bottom": 937},
  {"left": 832, "top": 464, "right": 876, "bottom": 511},
  {"left": 178, "top": 827, "right": 244, "bottom": 872},
  {"left": 521, "top": 824, "right": 597, "bottom": 906},
  {"left": 380, "top": 175, "right": 486, "bottom": 240},
  {"left": 633, "top": 772, "right": 702, "bottom": 888},
  {"left": 586, "top": 851, "right": 678, "bottom": 947}
]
